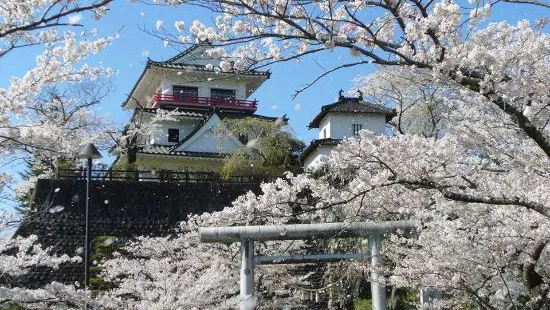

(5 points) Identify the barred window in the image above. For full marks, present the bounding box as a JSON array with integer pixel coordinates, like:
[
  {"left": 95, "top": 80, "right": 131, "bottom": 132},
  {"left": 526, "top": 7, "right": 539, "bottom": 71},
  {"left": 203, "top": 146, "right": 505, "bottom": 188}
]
[
  {"left": 352, "top": 124, "right": 363, "bottom": 136},
  {"left": 168, "top": 128, "right": 180, "bottom": 143},
  {"left": 173, "top": 86, "right": 198, "bottom": 102},
  {"left": 238, "top": 133, "right": 249, "bottom": 144},
  {"left": 211, "top": 88, "right": 236, "bottom": 100}
]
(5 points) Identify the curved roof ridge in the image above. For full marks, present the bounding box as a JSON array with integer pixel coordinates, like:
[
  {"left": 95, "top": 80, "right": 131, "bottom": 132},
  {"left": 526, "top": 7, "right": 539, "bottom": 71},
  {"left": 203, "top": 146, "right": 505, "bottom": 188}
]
[{"left": 308, "top": 97, "right": 396, "bottom": 129}]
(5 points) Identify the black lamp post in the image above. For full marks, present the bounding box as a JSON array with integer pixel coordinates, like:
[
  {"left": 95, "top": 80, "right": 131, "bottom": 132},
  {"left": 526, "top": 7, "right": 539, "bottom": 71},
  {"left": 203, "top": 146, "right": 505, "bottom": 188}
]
[{"left": 76, "top": 143, "right": 102, "bottom": 287}]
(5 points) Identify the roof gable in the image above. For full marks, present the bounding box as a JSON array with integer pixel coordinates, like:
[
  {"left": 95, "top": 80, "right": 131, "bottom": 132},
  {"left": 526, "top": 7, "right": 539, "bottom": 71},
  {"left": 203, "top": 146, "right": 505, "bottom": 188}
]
[
  {"left": 148, "top": 43, "right": 270, "bottom": 76},
  {"left": 161, "top": 43, "right": 220, "bottom": 66},
  {"left": 173, "top": 113, "right": 243, "bottom": 153}
]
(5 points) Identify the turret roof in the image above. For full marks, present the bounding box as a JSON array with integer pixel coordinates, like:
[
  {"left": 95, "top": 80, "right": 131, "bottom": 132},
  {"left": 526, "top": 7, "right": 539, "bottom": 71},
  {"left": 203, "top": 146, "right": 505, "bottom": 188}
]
[
  {"left": 299, "top": 138, "right": 342, "bottom": 163},
  {"left": 308, "top": 94, "right": 396, "bottom": 129},
  {"left": 147, "top": 42, "right": 270, "bottom": 76}
]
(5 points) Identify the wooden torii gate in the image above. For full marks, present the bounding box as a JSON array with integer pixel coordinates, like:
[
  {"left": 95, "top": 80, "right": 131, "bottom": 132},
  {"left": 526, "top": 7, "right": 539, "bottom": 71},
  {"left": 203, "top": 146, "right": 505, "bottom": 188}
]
[{"left": 200, "top": 220, "right": 420, "bottom": 310}]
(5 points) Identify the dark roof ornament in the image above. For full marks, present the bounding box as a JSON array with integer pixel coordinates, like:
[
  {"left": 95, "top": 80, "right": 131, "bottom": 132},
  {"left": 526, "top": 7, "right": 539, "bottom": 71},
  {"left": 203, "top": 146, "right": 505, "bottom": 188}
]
[
  {"left": 357, "top": 89, "right": 364, "bottom": 101},
  {"left": 338, "top": 89, "right": 344, "bottom": 101}
]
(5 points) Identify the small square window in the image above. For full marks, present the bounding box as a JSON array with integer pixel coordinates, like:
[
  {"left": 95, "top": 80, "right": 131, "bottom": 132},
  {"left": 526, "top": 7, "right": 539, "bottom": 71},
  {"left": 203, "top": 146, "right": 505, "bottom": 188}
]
[
  {"left": 168, "top": 128, "right": 179, "bottom": 143},
  {"left": 352, "top": 124, "right": 363, "bottom": 136},
  {"left": 238, "top": 133, "right": 249, "bottom": 144}
]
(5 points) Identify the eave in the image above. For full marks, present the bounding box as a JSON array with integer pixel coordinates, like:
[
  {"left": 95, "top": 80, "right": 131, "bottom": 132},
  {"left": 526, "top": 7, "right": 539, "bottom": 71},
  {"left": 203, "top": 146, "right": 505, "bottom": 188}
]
[{"left": 300, "top": 138, "right": 342, "bottom": 163}]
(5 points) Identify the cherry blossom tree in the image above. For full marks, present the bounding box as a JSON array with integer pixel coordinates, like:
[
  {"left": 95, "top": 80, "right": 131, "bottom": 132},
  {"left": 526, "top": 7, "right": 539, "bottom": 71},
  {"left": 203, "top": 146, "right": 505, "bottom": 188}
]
[
  {"left": 0, "top": 235, "right": 89, "bottom": 309},
  {"left": 0, "top": 1, "right": 115, "bottom": 306},
  {"left": 97, "top": 185, "right": 367, "bottom": 309},
  {"left": 1, "top": 0, "right": 548, "bottom": 308},
  {"left": 0, "top": 0, "right": 116, "bottom": 198},
  {"left": 101, "top": 1, "right": 550, "bottom": 308},
  {"left": 354, "top": 66, "right": 451, "bottom": 138}
]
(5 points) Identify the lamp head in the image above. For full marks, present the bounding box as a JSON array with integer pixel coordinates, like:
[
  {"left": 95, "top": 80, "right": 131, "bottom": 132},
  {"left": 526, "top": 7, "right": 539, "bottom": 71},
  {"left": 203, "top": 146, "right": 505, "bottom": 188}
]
[{"left": 77, "top": 143, "right": 103, "bottom": 159}]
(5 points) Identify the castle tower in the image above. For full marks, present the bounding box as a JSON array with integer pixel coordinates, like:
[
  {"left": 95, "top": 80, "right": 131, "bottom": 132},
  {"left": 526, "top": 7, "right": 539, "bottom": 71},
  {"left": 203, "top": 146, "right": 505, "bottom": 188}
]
[{"left": 116, "top": 43, "right": 279, "bottom": 174}]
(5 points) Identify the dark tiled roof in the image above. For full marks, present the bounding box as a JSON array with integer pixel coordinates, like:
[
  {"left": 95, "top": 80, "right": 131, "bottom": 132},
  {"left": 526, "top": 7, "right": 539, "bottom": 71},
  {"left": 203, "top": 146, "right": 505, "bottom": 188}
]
[
  {"left": 122, "top": 62, "right": 150, "bottom": 108},
  {"left": 148, "top": 62, "right": 270, "bottom": 77},
  {"left": 218, "top": 111, "right": 282, "bottom": 122},
  {"left": 142, "top": 106, "right": 280, "bottom": 122},
  {"left": 300, "top": 138, "right": 342, "bottom": 162},
  {"left": 140, "top": 108, "right": 206, "bottom": 118},
  {"left": 134, "top": 110, "right": 283, "bottom": 154},
  {"left": 138, "top": 145, "right": 228, "bottom": 158},
  {"left": 308, "top": 97, "right": 396, "bottom": 128},
  {"left": 149, "top": 43, "right": 269, "bottom": 76}
]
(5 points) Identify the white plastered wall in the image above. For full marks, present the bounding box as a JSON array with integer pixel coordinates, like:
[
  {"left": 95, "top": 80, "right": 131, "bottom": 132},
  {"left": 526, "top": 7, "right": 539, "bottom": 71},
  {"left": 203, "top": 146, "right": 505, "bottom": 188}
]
[
  {"left": 303, "top": 145, "right": 334, "bottom": 172},
  {"left": 320, "top": 113, "right": 386, "bottom": 139},
  {"left": 148, "top": 119, "right": 202, "bottom": 146},
  {"left": 160, "top": 77, "right": 248, "bottom": 100},
  {"left": 318, "top": 117, "right": 331, "bottom": 139},
  {"left": 184, "top": 128, "right": 238, "bottom": 153}
]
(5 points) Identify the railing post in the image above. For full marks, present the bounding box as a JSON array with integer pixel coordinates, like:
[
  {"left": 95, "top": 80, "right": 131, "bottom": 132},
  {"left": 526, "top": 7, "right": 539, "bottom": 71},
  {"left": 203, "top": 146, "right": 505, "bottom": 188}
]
[
  {"left": 240, "top": 238, "right": 255, "bottom": 309},
  {"left": 369, "top": 234, "right": 385, "bottom": 310}
]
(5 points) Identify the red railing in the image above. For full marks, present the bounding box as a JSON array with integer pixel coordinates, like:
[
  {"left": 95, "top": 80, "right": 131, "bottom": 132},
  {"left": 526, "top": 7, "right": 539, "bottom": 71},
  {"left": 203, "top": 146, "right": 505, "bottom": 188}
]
[{"left": 151, "top": 93, "right": 258, "bottom": 112}]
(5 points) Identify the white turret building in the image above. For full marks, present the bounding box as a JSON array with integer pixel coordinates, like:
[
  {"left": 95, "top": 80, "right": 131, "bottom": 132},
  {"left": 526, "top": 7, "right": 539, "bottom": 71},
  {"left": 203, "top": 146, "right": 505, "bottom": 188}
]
[{"left": 301, "top": 92, "right": 396, "bottom": 172}]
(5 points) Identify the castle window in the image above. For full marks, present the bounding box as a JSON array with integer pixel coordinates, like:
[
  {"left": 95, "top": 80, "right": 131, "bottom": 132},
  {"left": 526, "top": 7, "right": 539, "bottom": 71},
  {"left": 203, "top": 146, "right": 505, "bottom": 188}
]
[
  {"left": 211, "top": 88, "right": 236, "bottom": 101},
  {"left": 323, "top": 128, "right": 327, "bottom": 139},
  {"left": 238, "top": 133, "right": 249, "bottom": 144},
  {"left": 168, "top": 128, "right": 179, "bottom": 143},
  {"left": 173, "top": 86, "right": 198, "bottom": 102},
  {"left": 353, "top": 124, "right": 363, "bottom": 136}
]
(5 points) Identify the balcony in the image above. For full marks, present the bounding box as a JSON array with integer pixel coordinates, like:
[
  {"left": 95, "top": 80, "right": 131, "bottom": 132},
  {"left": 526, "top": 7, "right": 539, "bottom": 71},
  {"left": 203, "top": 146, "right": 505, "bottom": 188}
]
[{"left": 151, "top": 93, "right": 258, "bottom": 112}]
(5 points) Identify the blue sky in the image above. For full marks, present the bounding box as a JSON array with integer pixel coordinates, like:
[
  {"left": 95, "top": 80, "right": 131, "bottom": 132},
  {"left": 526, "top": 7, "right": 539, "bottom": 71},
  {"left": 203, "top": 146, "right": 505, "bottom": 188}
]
[{"left": 0, "top": 1, "right": 547, "bottom": 211}]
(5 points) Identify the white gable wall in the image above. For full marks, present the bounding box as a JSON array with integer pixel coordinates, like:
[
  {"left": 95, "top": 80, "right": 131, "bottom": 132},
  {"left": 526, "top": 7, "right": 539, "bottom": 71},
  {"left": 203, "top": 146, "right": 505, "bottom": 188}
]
[
  {"left": 175, "top": 114, "right": 242, "bottom": 153},
  {"left": 148, "top": 119, "right": 202, "bottom": 146},
  {"left": 184, "top": 128, "right": 239, "bottom": 153},
  {"left": 306, "top": 112, "right": 388, "bottom": 171},
  {"left": 172, "top": 45, "right": 222, "bottom": 66}
]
